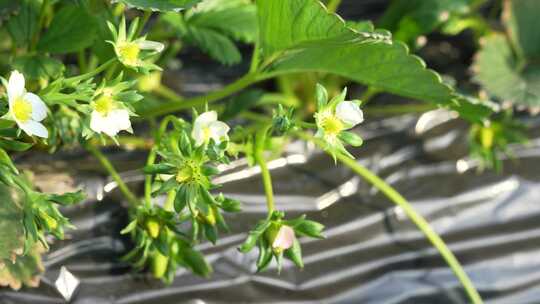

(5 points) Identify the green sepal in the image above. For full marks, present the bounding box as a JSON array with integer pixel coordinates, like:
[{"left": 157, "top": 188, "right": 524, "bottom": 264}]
[{"left": 239, "top": 219, "right": 271, "bottom": 253}]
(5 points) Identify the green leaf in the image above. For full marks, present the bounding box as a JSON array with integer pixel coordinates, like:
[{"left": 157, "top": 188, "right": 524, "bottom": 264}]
[
  {"left": 0, "top": 183, "right": 25, "bottom": 262},
  {"left": 46, "top": 190, "right": 85, "bottom": 206},
  {"left": 473, "top": 34, "right": 540, "bottom": 106},
  {"left": 186, "top": 0, "right": 258, "bottom": 43},
  {"left": 6, "top": 0, "right": 40, "bottom": 47},
  {"left": 0, "top": 140, "right": 33, "bottom": 152},
  {"left": 0, "top": 148, "right": 18, "bottom": 174},
  {"left": 378, "top": 0, "right": 473, "bottom": 45},
  {"left": 114, "top": 0, "right": 201, "bottom": 12},
  {"left": 505, "top": 0, "right": 540, "bottom": 59},
  {"left": 315, "top": 83, "right": 328, "bottom": 110},
  {"left": 162, "top": 0, "right": 257, "bottom": 65},
  {"left": 0, "top": 119, "right": 15, "bottom": 130},
  {"left": 162, "top": 13, "right": 242, "bottom": 65},
  {"left": 221, "top": 90, "right": 264, "bottom": 121},
  {"left": 0, "top": 1, "right": 20, "bottom": 23},
  {"left": 256, "top": 0, "right": 489, "bottom": 121},
  {"left": 0, "top": 244, "right": 43, "bottom": 290},
  {"left": 37, "top": 5, "right": 98, "bottom": 54},
  {"left": 346, "top": 20, "right": 375, "bottom": 32},
  {"left": 12, "top": 55, "right": 65, "bottom": 81}
]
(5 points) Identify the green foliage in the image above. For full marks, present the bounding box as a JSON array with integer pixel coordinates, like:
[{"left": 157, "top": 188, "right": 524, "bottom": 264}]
[
  {"left": 0, "top": 0, "right": 523, "bottom": 295},
  {"left": 0, "top": 244, "right": 44, "bottom": 290},
  {"left": 12, "top": 55, "right": 65, "bottom": 80},
  {"left": 161, "top": 0, "right": 257, "bottom": 65},
  {"left": 113, "top": 0, "right": 201, "bottom": 12},
  {"left": 505, "top": 0, "right": 540, "bottom": 59},
  {"left": 473, "top": 0, "right": 540, "bottom": 107},
  {"left": 5, "top": 0, "right": 40, "bottom": 47},
  {"left": 37, "top": 4, "right": 98, "bottom": 54},
  {"left": 378, "top": 0, "right": 476, "bottom": 46},
  {"left": 0, "top": 183, "right": 25, "bottom": 263},
  {"left": 121, "top": 205, "right": 212, "bottom": 283},
  {"left": 255, "top": 0, "right": 492, "bottom": 122},
  {"left": 221, "top": 89, "right": 264, "bottom": 121}
]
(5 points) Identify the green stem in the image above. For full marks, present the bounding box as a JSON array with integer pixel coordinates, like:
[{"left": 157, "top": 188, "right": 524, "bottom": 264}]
[
  {"left": 254, "top": 125, "right": 275, "bottom": 213},
  {"left": 78, "top": 50, "right": 88, "bottom": 73},
  {"left": 297, "top": 132, "right": 483, "bottom": 304},
  {"left": 144, "top": 115, "right": 177, "bottom": 207},
  {"left": 65, "top": 59, "right": 116, "bottom": 84},
  {"left": 154, "top": 84, "right": 183, "bottom": 102},
  {"left": 249, "top": 38, "right": 260, "bottom": 73},
  {"left": 84, "top": 143, "right": 139, "bottom": 207},
  {"left": 142, "top": 73, "right": 259, "bottom": 117}
]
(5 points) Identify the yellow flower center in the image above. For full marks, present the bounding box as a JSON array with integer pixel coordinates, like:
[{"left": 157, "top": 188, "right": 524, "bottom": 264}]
[
  {"left": 202, "top": 126, "right": 213, "bottom": 143},
  {"left": 117, "top": 42, "right": 140, "bottom": 66},
  {"left": 321, "top": 115, "right": 344, "bottom": 135},
  {"left": 175, "top": 160, "right": 203, "bottom": 184},
  {"left": 94, "top": 95, "right": 114, "bottom": 116},
  {"left": 12, "top": 97, "right": 32, "bottom": 122}
]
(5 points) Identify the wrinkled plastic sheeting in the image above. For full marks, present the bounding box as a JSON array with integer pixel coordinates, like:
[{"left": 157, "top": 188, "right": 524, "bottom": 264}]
[{"left": 3, "top": 111, "right": 540, "bottom": 304}]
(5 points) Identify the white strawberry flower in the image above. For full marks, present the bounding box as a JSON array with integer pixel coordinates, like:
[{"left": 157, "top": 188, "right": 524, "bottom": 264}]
[
  {"left": 108, "top": 17, "right": 164, "bottom": 70},
  {"left": 315, "top": 100, "right": 363, "bottom": 142},
  {"left": 6, "top": 70, "right": 49, "bottom": 138},
  {"left": 90, "top": 93, "right": 132, "bottom": 137},
  {"left": 272, "top": 225, "right": 295, "bottom": 253},
  {"left": 191, "top": 111, "right": 230, "bottom": 146}
]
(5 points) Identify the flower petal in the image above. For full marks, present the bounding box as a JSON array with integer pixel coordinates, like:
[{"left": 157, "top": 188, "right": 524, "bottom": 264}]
[
  {"left": 137, "top": 40, "right": 164, "bottom": 53},
  {"left": 194, "top": 111, "right": 217, "bottom": 129},
  {"left": 90, "top": 111, "right": 107, "bottom": 134},
  {"left": 19, "top": 120, "right": 48, "bottom": 138},
  {"left": 25, "top": 93, "right": 48, "bottom": 121},
  {"left": 191, "top": 124, "right": 206, "bottom": 146},
  {"left": 336, "top": 101, "right": 363, "bottom": 127},
  {"left": 272, "top": 225, "right": 295, "bottom": 251},
  {"left": 209, "top": 121, "right": 230, "bottom": 143},
  {"left": 8, "top": 70, "right": 25, "bottom": 102},
  {"left": 110, "top": 109, "right": 131, "bottom": 132}
]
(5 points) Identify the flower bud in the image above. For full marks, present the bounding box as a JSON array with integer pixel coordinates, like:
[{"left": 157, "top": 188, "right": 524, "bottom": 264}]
[
  {"left": 137, "top": 72, "right": 161, "bottom": 92},
  {"left": 145, "top": 218, "right": 160, "bottom": 239},
  {"left": 265, "top": 223, "right": 295, "bottom": 254},
  {"left": 480, "top": 126, "right": 494, "bottom": 149},
  {"left": 151, "top": 251, "right": 169, "bottom": 278}
]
